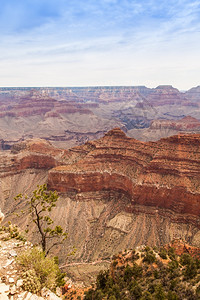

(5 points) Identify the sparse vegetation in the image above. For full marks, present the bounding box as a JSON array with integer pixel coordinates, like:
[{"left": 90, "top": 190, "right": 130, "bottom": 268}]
[
  {"left": 0, "top": 221, "right": 26, "bottom": 242},
  {"left": 15, "top": 184, "right": 68, "bottom": 255},
  {"left": 16, "top": 247, "right": 65, "bottom": 292},
  {"left": 159, "top": 248, "right": 168, "bottom": 260},
  {"left": 84, "top": 245, "right": 200, "bottom": 299},
  {"left": 21, "top": 269, "right": 41, "bottom": 294}
]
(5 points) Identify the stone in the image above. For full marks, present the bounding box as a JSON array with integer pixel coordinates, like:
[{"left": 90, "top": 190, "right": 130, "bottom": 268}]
[
  {"left": 9, "top": 250, "right": 17, "bottom": 257},
  {"left": 8, "top": 278, "right": 14, "bottom": 284},
  {"left": 29, "top": 294, "right": 40, "bottom": 300},
  {"left": 0, "top": 283, "right": 9, "bottom": 294},
  {"left": 17, "top": 291, "right": 26, "bottom": 299},
  {"left": 9, "top": 285, "right": 16, "bottom": 295},
  {"left": 3, "top": 259, "right": 14, "bottom": 269},
  {"left": 0, "top": 293, "right": 9, "bottom": 300},
  {"left": 0, "top": 210, "right": 4, "bottom": 224},
  {"left": 23, "top": 292, "right": 33, "bottom": 300},
  {"left": 46, "top": 292, "right": 60, "bottom": 300},
  {"left": 55, "top": 287, "right": 62, "bottom": 297},
  {"left": 41, "top": 288, "right": 60, "bottom": 300},
  {"left": 41, "top": 287, "right": 50, "bottom": 298},
  {"left": 16, "top": 280, "right": 23, "bottom": 288}
]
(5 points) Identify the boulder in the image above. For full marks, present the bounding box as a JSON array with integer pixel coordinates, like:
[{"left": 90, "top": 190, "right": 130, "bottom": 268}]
[
  {"left": 0, "top": 210, "right": 4, "bottom": 223},
  {"left": 0, "top": 293, "right": 9, "bottom": 300},
  {"left": 0, "top": 283, "right": 9, "bottom": 294},
  {"left": 41, "top": 288, "right": 60, "bottom": 300}
]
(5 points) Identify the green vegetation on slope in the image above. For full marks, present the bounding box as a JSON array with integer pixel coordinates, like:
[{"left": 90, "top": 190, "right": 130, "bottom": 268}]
[
  {"left": 84, "top": 246, "right": 200, "bottom": 300},
  {"left": 17, "top": 247, "right": 65, "bottom": 292}
]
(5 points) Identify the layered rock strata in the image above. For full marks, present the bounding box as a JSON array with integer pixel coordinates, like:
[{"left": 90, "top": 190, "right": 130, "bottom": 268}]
[
  {"left": 150, "top": 116, "right": 200, "bottom": 131},
  {"left": 48, "top": 128, "right": 200, "bottom": 227},
  {"left": 1, "top": 131, "right": 200, "bottom": 283},
  {"left": 0, "top": 139, "right": 66, "bottom": 214},
  {"left": 1, "top": 86, "right": 200, "bottom": 150},
  {"left": 0, "top": 139, "right": 65, "bottom": 177}
]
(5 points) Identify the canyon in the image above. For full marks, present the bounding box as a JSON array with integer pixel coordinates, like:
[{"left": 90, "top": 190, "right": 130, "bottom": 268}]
[
  {"left": 48, "top": 128, "right": 200, "bottom": 226},
  {"left": 0, "top": 84, "right": 200, "bottom": 283},
  {"left": 0, "top": 85, "right": 200, "bottom": 150},
  {"left": 0, "top": 129, "right": 200, "bottom": 284}
]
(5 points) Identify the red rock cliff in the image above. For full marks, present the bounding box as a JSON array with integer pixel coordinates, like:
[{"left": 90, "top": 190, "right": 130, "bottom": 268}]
[
  {"left": 150, "top": 116, "right": 200, "bottom": 131},
  {"left": 48, "top": 128, "right": 200, "bottom": 225},
  {"left": 0, "top": 139, "right": 65, "bottom": 177}
]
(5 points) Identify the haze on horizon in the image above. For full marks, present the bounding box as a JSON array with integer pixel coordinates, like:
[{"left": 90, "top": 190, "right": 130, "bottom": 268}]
[{"left": 0, "top": 0, "right": 200, "bottom": 90}]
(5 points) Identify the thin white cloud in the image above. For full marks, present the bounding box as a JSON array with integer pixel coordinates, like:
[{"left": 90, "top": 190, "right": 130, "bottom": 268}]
[{"left": 0, "top": 0, "right": 200, "bottom": 89}]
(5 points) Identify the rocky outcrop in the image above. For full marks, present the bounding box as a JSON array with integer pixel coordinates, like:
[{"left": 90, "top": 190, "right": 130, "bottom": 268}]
[
  {"left": 0, "top": 232, "right": 62, "bottom": 300},
  {"left": 185, "top": 85, "right": 200, "bottom": 103},
  {"left": 166, "top": 239, "right": 200, "bottom": 258},
  {"left": 0, "top": 97, "right": 92, "bottom": 119},
  {"left": 143, "top": 85, "right": 196, "bottom": 107},
  {"left": 150, "top": 116, "right": 200, "bottom": 131},
  {"left": 1, "top": 86, "right": 200, "bottom": 150},
  {"left": 0, "top": 139, "right": 66, "bottom": 178},
  {"left": 0, "top": 89, "right": 122, "bottom": 149},
  {"left": 1, "top": 132, "right": 200, "bottom": 284},
  {"left": 0, "top": 209, "right": 4, "bottom": 223},
  {"left": 48, "top": 128, "right": 200, "bottom": 227}
]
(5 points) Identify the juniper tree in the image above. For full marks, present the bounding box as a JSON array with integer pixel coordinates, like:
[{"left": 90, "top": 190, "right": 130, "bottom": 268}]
[{"left": 15, "top": 184, "right": 67, "bottom": 256}]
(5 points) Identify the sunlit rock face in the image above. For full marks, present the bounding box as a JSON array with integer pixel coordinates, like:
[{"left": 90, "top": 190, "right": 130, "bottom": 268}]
[
  {"left": 0, "top": 139, "right": 66, "bottom": 215},
  {"left": 0, "top": 209, "right": 4, "bottom": 223},
  {"left": 1, "top": 85, "right": 200, "bottom": 150},
  {"left": 150, "top": 116, "right": 200, "bottom": 131},
  {"left": 0, "top": 130, "right": 200, "bottom": 284},
  {"left": 48, "top": 128, "right": 200, "bottom": 226}
]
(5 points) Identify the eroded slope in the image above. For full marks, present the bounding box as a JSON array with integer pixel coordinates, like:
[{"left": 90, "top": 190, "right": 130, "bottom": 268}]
[
  {"left": 48, "top": 128, "right": 200, "bottom": 226},
  {"left": 0, "top": 132, "right": 200, "bottom": 284}
]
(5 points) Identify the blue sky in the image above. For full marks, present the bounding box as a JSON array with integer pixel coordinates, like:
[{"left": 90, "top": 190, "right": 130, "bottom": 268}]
[{"left": 0, "top": 0, "right": 200, "bottom": 89}]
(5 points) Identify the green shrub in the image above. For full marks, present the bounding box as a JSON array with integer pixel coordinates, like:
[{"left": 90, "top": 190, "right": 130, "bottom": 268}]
[
  {"left": 148, "top": 284, "right": 156, "bottom": 294},
  {"left": 195, "top": 258, "right": 200, "bottom": 269},
  {"left": 112, "top": 260, "right": 118, "bottom": 267},
  {"left": 159, "top": 248, "right": 168, "bottom": 260},
  {"left": 112, "top": 284, "right": 120, "bottom": 299},
  {"left": 84, "top": 289, "right": 104, "bottom": 300},
  {"left": 1, "top": 222, "right": 26, "bottom": 242},
  {"left": 17, "top": 247, "right": 65, "bottom": 291},
  {"left": 184, "top": 262, "right": 197, "bottom": 279},
  {"left": 168, "top": 248, "right": 176, "bottom": 261},
  {"left": 22, "top": 269, "right": 41, "bottom": 294},
  {"left": 130, "top": 284, "right": 142, "bottom": 299},
  {"left": 169, "top": 279, "right": 179, "bottom": 290},
  {"left": 96, "top": 270, "right": 110, "bottom": 291},
  {"left": 84, "top": 244, "right": 200, "bottom": 300},
  {"left": 167, "top": 290, "right": 178, "bottom": 300},
  {"left": 196, "top": 285, "right": 200, "bottom": 297},
  {"left": 154, "top": 270, "right": 159, "bottom": 279},
  {"left": 168, "top": 260, "right": 179, "bottom": 273},
  {"left": 143, "top": 251, "right": 156, "bottom": 264},
  {"left": 154, "top": 284, "right": 166, "bottom": 300},
  {"left": 108, "top": 296, "right": 117, "bottom": 300},
  {"left": 141, "top": 291, "right": 153, "bottom": 300},
  {"left": 180, "top": 253, "right": 192, "bottom": 266}
]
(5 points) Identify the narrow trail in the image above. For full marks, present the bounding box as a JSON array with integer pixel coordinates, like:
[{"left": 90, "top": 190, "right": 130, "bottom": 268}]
[{"left": 60, "top": 259, "right": 111, "bottom": 268}]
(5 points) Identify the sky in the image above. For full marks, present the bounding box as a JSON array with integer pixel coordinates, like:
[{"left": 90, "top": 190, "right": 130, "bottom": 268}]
[{"left": 0, "top": 0, "right": 200, "bottom": 90}]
